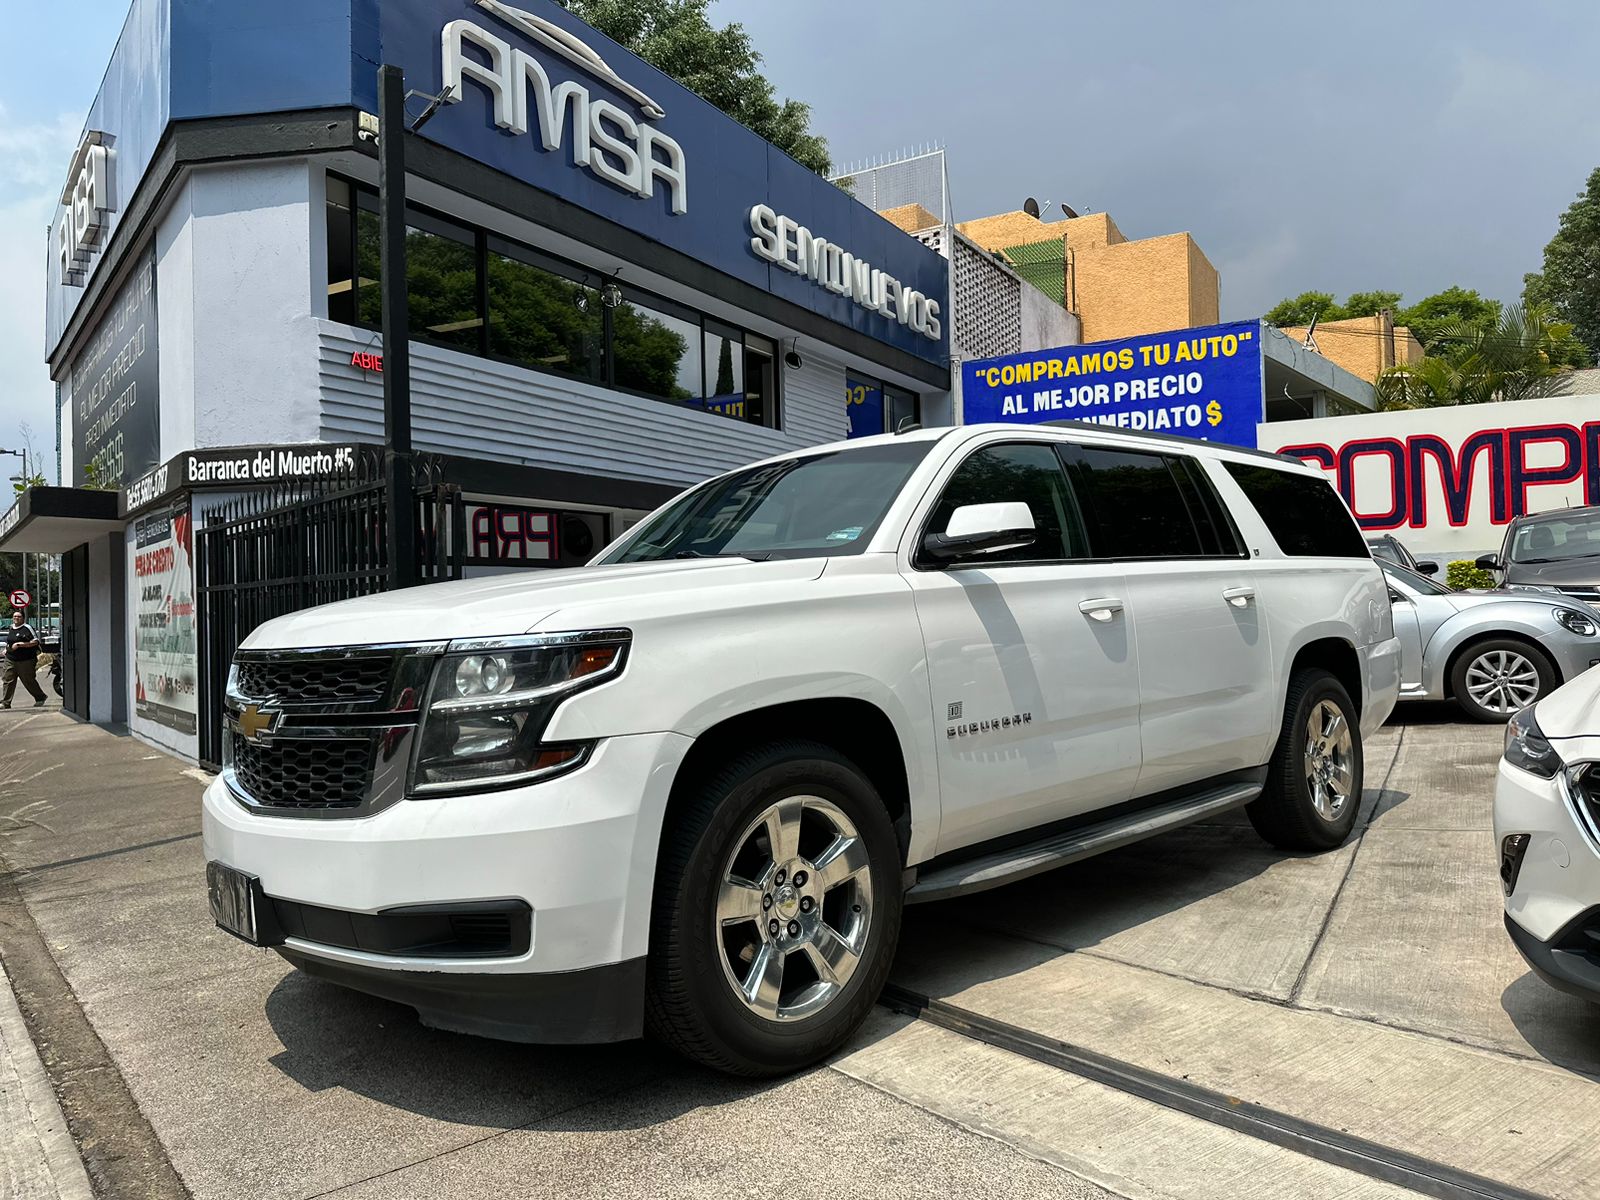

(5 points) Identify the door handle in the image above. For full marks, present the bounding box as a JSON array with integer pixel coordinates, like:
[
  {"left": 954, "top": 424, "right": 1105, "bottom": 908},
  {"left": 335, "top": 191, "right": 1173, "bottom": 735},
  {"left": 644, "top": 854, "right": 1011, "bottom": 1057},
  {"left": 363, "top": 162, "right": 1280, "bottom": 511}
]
[
  {"left": 1078, "top": 597, "right": 1124, "bottom": 622},
  {"left": 1223, "top": 586, "right": 1256, "bottom": 608}
]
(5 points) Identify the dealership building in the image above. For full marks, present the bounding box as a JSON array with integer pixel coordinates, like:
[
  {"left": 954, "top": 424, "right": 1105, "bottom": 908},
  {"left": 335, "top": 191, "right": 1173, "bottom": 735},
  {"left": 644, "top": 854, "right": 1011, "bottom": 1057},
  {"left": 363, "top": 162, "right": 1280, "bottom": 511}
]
[{"left": 1, "top": 0, "right": 969, "bottom": 761}]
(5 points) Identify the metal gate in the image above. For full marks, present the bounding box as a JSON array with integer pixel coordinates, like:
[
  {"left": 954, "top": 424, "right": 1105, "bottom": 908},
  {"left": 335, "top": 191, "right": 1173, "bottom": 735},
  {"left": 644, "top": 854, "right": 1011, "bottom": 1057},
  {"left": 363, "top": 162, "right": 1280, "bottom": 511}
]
[{"left": 195, "top": 455, "right": 464, "bottom": 767}]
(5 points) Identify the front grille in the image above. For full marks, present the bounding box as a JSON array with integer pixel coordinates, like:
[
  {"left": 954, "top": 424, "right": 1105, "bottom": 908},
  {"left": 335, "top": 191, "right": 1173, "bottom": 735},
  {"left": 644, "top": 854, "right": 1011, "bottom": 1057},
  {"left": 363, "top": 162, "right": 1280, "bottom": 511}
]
[
  {"left": 234, "top": 657, "right": 394, "bottom": 708},
  {"left": 230, "top": 732, "right": 373, "bottom": 811},
  {"left": 1569, "top": 766, "right": 1600, "bottom": 847}
]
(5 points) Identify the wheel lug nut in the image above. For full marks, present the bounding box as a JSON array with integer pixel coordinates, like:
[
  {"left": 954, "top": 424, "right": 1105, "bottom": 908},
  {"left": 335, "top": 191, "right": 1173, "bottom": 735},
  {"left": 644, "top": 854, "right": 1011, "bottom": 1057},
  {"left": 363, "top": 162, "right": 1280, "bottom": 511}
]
[
  {"left": 787, "top": 920, "right": 801, "bottom": 937},
  {"left": 768, "top": 919, "right": 780, "bottom": 936},
  {"left": 774, "top": 868, "right": 786, "bottom": 886},
  {"left": 762, "top": 894, "right": 773, "bottom": 911},
  {"left": 792, "top": 870, "right": 808, "bottom": 887},
  {"left": 799, "top": 896, "right": 814, "bottom": 913}
]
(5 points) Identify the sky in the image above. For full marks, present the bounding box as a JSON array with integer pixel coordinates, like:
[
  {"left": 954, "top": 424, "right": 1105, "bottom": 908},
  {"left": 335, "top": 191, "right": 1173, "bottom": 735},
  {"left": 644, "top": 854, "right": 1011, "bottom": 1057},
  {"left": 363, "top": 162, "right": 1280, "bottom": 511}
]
[{"left": 6, "top": 1, "right": 1600, "bottom": 477}]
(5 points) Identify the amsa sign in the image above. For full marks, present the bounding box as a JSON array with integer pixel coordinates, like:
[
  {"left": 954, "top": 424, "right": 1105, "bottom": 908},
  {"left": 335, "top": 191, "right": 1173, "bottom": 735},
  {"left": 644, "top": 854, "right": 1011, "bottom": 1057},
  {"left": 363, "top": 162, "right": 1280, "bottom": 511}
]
[{"left": 1264, "top": 393, "right": 1600, "bottom": 558}]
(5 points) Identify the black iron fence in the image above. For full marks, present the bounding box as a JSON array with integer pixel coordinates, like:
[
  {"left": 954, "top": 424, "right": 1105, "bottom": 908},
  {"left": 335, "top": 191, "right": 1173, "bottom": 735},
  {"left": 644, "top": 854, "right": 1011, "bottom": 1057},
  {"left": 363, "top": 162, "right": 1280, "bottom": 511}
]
[{"left": 195, "top": 453, "right": 465, "bottom": 766}]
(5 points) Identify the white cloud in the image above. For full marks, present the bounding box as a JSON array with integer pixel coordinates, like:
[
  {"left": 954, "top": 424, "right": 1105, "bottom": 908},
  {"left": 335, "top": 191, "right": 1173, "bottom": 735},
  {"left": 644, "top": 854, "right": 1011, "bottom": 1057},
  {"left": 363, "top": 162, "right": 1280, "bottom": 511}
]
[{"left": 0, "top": 105, "right": 83, "bottom": 480}]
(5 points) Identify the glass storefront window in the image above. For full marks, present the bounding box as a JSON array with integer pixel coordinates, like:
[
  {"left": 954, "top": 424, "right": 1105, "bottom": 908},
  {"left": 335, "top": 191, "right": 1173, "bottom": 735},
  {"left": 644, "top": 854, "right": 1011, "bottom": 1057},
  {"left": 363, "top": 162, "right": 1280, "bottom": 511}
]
[
  {"left": 326, "top": 178, "right": 356, "bottom": 325},
  {"left": 487, "top": 245, "right": 603, "bottom": 382},
  {"left": 703, "top": 320, "right": 745, "bottom": 419},
  {"left": 612, "top": 294, "right": 701, "bottom": 404},
  {"left": 846, "top": 375, "right": 917, "bottom": 438},
  {"left": 743, "top": 334, "right": 778, "bottom": 428},
  {"left": 324, "top": 173, "right": 785, "bottom": 430},
  {"left": 406, "top": 211, "right": 480, "bottom": 354}
]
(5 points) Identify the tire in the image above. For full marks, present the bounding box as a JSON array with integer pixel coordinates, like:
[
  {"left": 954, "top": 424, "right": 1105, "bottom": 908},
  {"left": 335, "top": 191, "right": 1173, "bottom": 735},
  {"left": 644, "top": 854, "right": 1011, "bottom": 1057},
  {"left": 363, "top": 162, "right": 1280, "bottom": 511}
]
[
  {"left": 1247, "top": 669, "right": 1364, "bottom": 852},
  {"left": 1449, "top": 638, "right": 1556, "bottom": 724},
  {"left": 645, "top": 739, "right": 903, "bottom": 1076}
]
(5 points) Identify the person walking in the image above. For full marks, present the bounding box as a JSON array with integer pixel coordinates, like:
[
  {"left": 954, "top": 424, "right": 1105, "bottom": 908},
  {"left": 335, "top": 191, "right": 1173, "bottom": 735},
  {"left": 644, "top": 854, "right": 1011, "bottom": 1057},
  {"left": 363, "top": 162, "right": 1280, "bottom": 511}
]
[{"left": 3, "top": 610, "right": 48, "bottom": 708}]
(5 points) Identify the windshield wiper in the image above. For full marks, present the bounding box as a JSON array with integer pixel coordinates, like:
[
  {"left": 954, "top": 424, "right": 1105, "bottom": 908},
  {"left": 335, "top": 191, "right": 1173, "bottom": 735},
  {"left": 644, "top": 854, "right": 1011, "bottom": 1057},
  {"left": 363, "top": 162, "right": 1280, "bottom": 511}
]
[{"left": 673, "top": 550, "right": 772, "bottom": 562}]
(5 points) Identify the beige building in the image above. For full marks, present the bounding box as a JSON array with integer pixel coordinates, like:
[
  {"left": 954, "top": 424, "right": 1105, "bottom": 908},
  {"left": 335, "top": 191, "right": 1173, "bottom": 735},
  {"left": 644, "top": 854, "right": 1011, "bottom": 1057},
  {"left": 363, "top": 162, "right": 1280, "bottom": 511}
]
[
  {"left": 1277, "top": 313, "right": 1424, "bottom": 383},
  {"left": 948, "top": 209, "right": 1219, "bottom": 344}
]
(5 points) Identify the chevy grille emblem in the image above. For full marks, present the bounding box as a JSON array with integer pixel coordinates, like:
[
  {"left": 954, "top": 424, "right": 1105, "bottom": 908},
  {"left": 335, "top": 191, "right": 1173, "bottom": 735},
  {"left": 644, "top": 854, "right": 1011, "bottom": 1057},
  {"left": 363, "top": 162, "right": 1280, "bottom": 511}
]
[{"left": 235, "top": 704, "right": 280, "bottom": 742}]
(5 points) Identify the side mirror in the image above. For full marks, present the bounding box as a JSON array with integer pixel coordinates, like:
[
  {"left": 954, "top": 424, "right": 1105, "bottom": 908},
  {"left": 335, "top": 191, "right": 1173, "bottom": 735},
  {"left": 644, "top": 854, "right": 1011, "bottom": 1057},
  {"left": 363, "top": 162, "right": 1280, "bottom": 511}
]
[
  {"left": 1474, "top": 553, "right": 1503, "bottom": 572},
  {"left": 923, "top": 502, "right": 1037, "bottom": 562},
  {"left": 1416, "top": 560, "right": 1440, "bottom": 576}
]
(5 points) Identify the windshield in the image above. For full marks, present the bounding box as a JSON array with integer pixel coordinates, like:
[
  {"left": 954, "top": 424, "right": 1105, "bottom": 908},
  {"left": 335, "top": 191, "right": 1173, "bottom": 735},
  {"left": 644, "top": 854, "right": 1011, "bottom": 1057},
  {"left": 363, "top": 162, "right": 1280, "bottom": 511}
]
[
  {"left": 1511, "top": 511, "right": 1600, "bottom": 564},
  {"left": 605, "top": 440, "right": 936, "bottom": 563},
  {"left": 1386, "top": 563, "right": 1453, "bottom": 596}
]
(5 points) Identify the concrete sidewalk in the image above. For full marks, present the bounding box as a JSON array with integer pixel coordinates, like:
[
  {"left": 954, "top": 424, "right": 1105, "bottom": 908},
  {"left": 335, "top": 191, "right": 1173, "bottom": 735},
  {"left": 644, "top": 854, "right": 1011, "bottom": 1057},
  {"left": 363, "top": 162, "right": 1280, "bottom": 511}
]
[{"left": 1, "top": 957, "right": 92, "bottom": 1200}]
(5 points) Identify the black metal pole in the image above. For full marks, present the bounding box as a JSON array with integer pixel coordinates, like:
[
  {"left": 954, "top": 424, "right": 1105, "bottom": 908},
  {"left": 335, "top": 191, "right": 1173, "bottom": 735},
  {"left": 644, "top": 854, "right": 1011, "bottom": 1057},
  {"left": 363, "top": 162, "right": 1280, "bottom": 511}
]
[{"left": 378, "top": 64, "right": 417, "bottom": 588}]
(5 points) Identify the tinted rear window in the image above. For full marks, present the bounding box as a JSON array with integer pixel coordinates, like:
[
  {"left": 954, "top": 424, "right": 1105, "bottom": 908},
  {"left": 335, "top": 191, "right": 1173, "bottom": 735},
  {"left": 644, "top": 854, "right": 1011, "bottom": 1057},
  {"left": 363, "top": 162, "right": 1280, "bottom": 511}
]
[
  {"left": 1067, "top": 446, "right": 1239, "bottom": 559},
  {"left": 1223, "top": 462, "right": 1370, "bottom": 558}
]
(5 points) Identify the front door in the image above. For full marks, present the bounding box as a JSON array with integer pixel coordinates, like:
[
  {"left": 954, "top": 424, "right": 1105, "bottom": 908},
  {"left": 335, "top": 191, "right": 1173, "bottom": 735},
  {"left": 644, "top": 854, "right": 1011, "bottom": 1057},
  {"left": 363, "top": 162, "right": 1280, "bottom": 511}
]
[
  {"left": 60, "top": 544, "right": 90, "bottom": 720},
  {"left": 905, "top": 441, "right": 1142, "bottom": 855},
  {"left": 1063, "top": 445, "right": 1278, "bottom": 796}
]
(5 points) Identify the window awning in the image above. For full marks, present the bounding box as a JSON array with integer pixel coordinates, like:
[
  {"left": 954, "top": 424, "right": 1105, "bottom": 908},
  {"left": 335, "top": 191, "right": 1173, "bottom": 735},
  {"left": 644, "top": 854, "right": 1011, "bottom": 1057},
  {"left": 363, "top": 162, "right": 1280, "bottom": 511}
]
[{"left": 0, "top": 487, "right": 123, "bottom": 553}]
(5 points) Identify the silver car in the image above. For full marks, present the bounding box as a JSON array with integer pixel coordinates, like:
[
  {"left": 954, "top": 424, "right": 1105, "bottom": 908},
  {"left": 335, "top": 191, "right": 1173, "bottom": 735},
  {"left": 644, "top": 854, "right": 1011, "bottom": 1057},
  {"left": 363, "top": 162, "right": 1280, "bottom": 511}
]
[{"left": 1386, "top": 563, "right": 1600, "bottom": 721}]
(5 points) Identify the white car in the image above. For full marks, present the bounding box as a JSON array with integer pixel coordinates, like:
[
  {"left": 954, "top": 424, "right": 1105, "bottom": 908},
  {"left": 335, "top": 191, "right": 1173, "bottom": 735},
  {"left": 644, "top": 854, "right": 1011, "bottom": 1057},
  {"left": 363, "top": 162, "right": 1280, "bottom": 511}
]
[
  {"left": 202, "top": 424, "right": 1400, "bottom": 1075},
  {"left": 1496, "top": 674, "right": 1600, "bottom": 1003}
]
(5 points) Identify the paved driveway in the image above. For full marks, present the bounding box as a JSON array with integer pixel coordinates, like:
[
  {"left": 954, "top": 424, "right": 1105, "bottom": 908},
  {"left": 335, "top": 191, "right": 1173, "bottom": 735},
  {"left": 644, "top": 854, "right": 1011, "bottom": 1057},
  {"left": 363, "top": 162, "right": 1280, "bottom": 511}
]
[{"left": 2, "top": 702, "right": 1597, "bottom": 1199}]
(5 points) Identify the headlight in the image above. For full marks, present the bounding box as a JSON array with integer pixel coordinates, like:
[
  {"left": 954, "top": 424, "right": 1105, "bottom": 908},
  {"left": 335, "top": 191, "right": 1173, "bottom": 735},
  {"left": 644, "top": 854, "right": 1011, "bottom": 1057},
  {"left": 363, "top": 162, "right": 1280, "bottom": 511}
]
[
  {"left": 412, "top": 631, "right": 629, "bottom": 794},
  {"left": 1554, "top": 608, "right": 1598, "bottom": 637},
  {"left": 1504, "top": 705, "right": 1562, "bottom": 778}
]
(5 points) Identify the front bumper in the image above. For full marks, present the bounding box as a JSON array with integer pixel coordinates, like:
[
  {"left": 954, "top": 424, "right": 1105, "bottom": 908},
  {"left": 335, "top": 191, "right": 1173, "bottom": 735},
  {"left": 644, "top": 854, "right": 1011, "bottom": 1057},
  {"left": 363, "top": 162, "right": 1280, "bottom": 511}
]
[
  {"left": 1503, "top": 910, "right": 1600, "bottom": 1004},
  {"left": 202, "top": 730, "right": 692, "bottom": 1042},
  {"left": 1494, "top": 754, "right": 1600, "bottom": 1002}
]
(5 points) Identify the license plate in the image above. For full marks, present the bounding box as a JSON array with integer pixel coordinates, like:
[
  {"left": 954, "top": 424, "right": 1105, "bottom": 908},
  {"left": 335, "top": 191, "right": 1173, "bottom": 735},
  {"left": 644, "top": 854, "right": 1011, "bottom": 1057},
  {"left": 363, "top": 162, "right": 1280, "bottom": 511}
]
[{"left": 206, "top": 861, "right": 261, "bottom": 945}]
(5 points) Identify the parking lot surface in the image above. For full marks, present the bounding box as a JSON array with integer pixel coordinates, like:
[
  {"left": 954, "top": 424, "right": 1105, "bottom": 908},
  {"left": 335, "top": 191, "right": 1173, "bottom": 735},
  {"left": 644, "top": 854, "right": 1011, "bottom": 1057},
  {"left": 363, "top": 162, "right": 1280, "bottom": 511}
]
[{"left": 3, "top": 703, "right": 1598, "bottom": 1198}]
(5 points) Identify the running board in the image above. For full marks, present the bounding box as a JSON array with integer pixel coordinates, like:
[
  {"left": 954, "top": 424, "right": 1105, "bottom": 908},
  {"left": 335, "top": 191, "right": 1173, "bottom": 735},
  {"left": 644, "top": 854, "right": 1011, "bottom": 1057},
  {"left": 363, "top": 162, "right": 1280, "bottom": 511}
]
[{"left": 905, "top": 781, "right": 1261, "bottom": 904}]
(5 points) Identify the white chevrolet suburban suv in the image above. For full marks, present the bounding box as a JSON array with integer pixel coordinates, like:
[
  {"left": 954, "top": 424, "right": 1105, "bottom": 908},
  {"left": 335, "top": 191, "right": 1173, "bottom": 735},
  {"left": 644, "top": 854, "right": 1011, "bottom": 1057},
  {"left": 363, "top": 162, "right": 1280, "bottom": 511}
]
[{"left": 202, "top": 423, "right": 1400, "bottom": 1075}]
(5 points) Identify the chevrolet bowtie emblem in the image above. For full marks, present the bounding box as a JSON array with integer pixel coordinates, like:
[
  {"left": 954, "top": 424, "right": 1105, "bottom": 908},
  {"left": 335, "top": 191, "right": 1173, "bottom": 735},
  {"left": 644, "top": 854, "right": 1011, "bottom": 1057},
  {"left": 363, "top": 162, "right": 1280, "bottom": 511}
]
[{"left": 236, "top": 704, "right": 279, "bottom": 742}]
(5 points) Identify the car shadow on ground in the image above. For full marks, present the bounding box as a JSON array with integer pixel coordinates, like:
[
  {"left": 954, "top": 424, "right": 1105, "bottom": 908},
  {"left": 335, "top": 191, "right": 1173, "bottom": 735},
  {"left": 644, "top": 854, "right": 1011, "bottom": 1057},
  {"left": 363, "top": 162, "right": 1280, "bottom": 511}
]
[
  {"left": 261, "top": 967, "right": 785, "bottom": 1130},
  {"left": 1500, "top": 957, "right": 1600, "bottom": 1079}
]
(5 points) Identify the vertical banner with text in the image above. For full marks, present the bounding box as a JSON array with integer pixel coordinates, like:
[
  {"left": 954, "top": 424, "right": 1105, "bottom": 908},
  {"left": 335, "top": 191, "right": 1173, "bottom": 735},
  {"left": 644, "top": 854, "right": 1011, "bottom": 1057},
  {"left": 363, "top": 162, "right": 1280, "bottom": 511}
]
[
  {"left": 133, "top": 503, "right": 197, "bottom": 735},
  {"left": 70, "top": 251, "right": 160, "bottom": 486}
]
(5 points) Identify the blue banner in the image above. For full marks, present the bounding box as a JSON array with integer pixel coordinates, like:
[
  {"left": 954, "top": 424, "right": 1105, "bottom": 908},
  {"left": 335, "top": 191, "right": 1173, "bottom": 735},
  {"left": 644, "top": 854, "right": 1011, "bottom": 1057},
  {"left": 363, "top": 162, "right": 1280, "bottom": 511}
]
[
  {"left": 49, "top": 0, "right": 949, "bottom": 370},
  {"left": 962, "top": 320, "right": 1265, "bottom": 447}
]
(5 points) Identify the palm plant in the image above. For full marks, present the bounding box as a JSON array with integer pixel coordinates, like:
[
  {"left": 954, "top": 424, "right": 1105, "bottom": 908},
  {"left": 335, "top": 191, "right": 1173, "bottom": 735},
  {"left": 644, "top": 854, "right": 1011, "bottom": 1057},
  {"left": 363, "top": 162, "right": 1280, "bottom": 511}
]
[{"left": 1375, "top": 303, "right": 1582, "bottom": 409}]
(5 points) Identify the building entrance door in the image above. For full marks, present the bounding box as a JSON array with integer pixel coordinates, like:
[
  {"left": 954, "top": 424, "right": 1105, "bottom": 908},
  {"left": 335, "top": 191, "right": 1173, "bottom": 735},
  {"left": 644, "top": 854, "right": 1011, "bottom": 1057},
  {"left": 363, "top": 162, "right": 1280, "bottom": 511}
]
[{"left": 60, "top": 544, "right": 90, "bottom": 720}]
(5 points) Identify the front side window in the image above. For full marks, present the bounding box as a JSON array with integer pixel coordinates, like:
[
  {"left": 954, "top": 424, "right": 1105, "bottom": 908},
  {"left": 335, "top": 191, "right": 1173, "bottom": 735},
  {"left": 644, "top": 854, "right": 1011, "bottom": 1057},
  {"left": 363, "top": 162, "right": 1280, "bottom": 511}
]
[
  {"left": 1067, "top": 446, "right": 1206, "bottom": 559},
  {"left": 1223, "top": 462, "right": 1370, "bottom": 558},
  {"left": 926, "top": 443, "right": 1088, "bottom": 564},
  {"left": 605, "top": 441, "right": 935, "bottom": 563}
]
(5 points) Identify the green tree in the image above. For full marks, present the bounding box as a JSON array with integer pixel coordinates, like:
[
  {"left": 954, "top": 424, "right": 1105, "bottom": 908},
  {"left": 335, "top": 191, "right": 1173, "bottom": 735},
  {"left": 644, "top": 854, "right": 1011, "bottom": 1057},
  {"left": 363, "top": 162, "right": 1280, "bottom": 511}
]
[
  {"left": 1339, "top": 290, "right": 1403, "bottom": 319},
  {"left": 1397, "top": 286, "right": 1501, "bottom": 352},
  {"left": 1375, "top": 303, "right": 1582, "bottom": 409},
  {"left": 1264, "top": 291, "right": 1340, "bottom": 327},
  {"left": 1524, "top": 166, "right": 1600, "bottom": 362},
  {"left": 568, "top": 0, "right": 831, "bottom": 174}
]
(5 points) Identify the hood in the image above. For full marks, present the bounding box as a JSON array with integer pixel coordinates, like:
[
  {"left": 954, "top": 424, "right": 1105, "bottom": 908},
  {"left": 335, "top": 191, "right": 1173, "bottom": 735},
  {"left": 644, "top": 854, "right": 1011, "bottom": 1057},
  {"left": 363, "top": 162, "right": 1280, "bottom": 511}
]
[
  {"left": 240, "top": 557, "right": 827, "bottom": 649},
  {"left": 1536, "top": 664, "right": 1600, "bottom": 739},
  {"left": 1442, "top": 588, "right": 1600, "bottom": 619},
  {"left": 1505, "top": 556, "right": 1600, "bottom": 587}
]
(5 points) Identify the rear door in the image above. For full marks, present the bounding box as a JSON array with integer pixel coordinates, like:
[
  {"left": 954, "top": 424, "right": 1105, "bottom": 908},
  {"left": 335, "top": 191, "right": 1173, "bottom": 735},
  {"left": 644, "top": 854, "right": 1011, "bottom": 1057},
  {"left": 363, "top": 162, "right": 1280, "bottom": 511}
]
[
  {"left": 904, "top": 440, "right": 1142, "bottom": 854},
  {"left": 1062, "top": 444, "right": 1277, "bottom": 796}
]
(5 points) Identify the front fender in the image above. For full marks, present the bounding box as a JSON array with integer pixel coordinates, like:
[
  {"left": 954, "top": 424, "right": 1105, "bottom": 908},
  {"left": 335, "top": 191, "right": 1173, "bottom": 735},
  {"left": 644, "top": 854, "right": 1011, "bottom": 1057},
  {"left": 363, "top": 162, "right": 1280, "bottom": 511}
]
[{"left": 1423, "top": 605, "right": 1580, "bottom": 696}]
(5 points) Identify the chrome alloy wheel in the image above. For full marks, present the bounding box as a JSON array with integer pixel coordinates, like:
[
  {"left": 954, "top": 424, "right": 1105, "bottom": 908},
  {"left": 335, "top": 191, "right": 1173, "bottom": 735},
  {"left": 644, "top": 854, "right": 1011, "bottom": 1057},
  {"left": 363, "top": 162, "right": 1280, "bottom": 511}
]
[
  {"left": 714, "top": 795, "right": 873, "bottom": 1022},
  {"left": 1303, "top": 699, "right": 1355, "bottom": 822},
  {"left": 1464, "top": 649, "right": 1541, "bottom": 716}
]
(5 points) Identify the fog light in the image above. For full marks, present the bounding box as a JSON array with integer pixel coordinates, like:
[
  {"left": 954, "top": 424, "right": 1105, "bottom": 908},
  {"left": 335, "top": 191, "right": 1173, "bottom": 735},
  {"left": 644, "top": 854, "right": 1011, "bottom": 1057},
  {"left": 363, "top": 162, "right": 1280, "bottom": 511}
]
[{"left": 1500, "top": 834, "right": 1531, "bottom": 896}]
